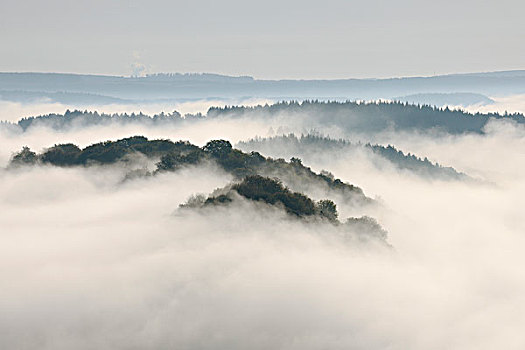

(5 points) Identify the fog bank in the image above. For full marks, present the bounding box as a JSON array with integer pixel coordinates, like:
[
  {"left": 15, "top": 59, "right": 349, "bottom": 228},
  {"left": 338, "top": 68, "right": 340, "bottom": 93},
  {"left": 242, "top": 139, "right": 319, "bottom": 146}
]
[{"left": 1, "top": 116, "right": 525, "bottom": 349}]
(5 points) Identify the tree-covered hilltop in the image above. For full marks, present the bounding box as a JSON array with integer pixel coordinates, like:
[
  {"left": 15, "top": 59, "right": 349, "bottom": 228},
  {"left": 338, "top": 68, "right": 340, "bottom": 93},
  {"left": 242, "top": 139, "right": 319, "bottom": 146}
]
[
  {"left": 11, "top": 136, "right": 199, "bottom": 166},
  {"left": 237, "top": 133, "right": 468, "bottom": 180},
  {"left": 181, "top": 175, "right": 387, "bottom": 242},
  {"left": 10, "top": 136, "right": 381, "bottom": 239},
  {"left": 4, "top": 100, "right": 524, "bottom": 134},
  {"left": 158, "top": 139, "right": 371, "bottom": 206},
  {"left": 10, "top": 136, "right": 371, "bottom": 205}
]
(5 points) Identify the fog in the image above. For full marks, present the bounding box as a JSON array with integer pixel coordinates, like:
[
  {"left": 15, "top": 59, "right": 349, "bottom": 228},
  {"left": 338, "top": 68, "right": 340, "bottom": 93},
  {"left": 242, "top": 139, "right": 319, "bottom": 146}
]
[
  {"left": 0, "top": 98, "right": 274, "bottom": 123},
  {"left": 1, "top": 108, "right": 525, "bottom": 349},
  {"left": 462, "top": 94, "right": 525, "bottom": 116},
  {"left": 0, "top": 118, "right": 275, "bottom": 167}
]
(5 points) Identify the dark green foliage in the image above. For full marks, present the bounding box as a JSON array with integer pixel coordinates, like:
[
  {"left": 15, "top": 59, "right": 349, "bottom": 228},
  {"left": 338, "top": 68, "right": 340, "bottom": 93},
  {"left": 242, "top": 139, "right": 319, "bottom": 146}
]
[
  {"left": 197, "top": 141, "right": 367, "bottom": 199},
  {"left": 156, "top": 149, "right": 206, "bottom": 171},
  {"left": 232, "top": 175, "right": 316, "bottom": 217},
  {"left": 13, "top": 136, "right": 369, "bottom": 203},
  {"left": 316, "top": 199, "right": 338, "bottom": 221},
  {"left": 30, "top": 136, "right": 200, "bottom": 166},
  {"left": 180, "top": 175, "right": 388, "bottom": 242},
  {"left": 11, "top": 146, "right": 37, "bottom": 166},
  {"left": 157, "top": 139, "right": 247, "bottom": 174},
  {"left": 40, "top": 143, "right": 81, "bottom": 165},
  {"left": 188, "top": 175, "right": 321, "bottom": 218},
  {"left": 203, "top": 140, "right": 232, "bottom": 157},
  {"left": 12, "top": 135, "right": 370, "bottom": 209},
  {"left": 77, "top": 136, "right": 149, "bottom": 164}
]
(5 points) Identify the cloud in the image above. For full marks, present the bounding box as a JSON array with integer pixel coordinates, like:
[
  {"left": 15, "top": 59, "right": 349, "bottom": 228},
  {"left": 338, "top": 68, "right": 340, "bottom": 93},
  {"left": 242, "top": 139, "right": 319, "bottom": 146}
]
[
  {"left": 0, "top": 100, "right": 69, "bottom": 123},
  {"left": 457, "top": 94, "right": 525, "bottom": 115}
]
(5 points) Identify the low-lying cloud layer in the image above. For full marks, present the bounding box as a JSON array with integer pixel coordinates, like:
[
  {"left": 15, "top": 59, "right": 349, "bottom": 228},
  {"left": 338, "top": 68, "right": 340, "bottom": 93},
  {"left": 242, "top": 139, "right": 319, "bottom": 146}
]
[
  {"left": 0, "top": 98, "right": 274, "bottom": 123},
  {"left": 462, "top": 94, "right": 525, "bottom": 116},
  {"left": 1, "top": 106, "right": 525, "bottom": 349}
]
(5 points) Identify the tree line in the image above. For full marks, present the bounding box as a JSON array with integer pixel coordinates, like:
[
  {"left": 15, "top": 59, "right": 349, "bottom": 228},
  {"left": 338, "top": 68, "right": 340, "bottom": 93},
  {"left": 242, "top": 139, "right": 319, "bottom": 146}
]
[
  {"left": 4, "top": 100, "right": 524, "bottom": 134},
  {"left": 10, "top": 136, "right": 371, "bottom": 206}
]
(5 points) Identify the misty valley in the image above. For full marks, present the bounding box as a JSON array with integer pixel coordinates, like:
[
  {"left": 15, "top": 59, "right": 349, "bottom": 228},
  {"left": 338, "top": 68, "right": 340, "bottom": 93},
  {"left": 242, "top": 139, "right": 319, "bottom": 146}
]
[
  {"left": 3, "top": 0, "right": 525, "bottom": 345},
  {"left": 2, "top": 92, "right": 525, "bottom": 349}
]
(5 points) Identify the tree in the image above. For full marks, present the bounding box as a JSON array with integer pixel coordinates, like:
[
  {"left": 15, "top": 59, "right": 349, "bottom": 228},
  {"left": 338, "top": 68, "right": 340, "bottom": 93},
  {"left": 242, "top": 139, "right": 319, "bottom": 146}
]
[
  {"left": 290, "top": 157, "right": 302, "bottom": 165},
  {"left": 41, "top": 143, "right": 81, "bottom": 165},
  {"left": 233, "top": 175, "right": 316, "bottom": 217},
  {"left": 316, "top": 199, "right": 338, "bottom": 221},
  {"left": 203, "top": 140, "right": 232, "bottom": 158},
  {"left": 11, "top": 146, "right": 37, "bottom": 165}
]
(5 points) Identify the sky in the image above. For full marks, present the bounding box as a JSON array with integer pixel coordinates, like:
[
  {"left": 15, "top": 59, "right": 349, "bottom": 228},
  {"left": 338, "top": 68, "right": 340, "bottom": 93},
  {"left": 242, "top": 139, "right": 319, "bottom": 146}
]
[{"left": 0, "top": 0, "right": 524, "bottom": 79}]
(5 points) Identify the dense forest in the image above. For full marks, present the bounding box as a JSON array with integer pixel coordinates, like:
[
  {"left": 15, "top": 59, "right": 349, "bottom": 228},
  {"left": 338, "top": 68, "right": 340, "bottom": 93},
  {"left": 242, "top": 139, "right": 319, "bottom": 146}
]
[
  {"left": 181, "top": 175, "right": 388, "bottom": 242},
  {"left": 9, "top": 135, "right": 386, "bottom": 241},
  {"left": 207, "top": 100, "right": 525, "bottom": 134},
  {"left": 237, "top": 133, "right": 468, "bottom": 180},
  {"left": 3, "top": 100, "right": 524, "bottom": 134},
  {"left": 10, "top": 136, "right": 371, "bottom": 206}
]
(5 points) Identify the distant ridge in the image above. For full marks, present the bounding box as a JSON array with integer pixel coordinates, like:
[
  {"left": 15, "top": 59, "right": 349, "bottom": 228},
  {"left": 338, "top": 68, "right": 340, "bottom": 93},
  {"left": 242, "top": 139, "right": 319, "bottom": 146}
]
[
  {"left": 3, "top": 100, "right": 523, "bottom": 135},
  {"left": 0, "top": 70, "right": 524, "bottom": 101},
  {"left": 393, "top": 93, "right": 495, "bottom": 108},
  {"left": 2, "top": 69, "right": 525, "bottom": 80},
  {"left": 444, "top": 70, "right": 525, "bottom": 78},
  {"left": 237, "top": 133, "right": 469, "bottom": 181}
]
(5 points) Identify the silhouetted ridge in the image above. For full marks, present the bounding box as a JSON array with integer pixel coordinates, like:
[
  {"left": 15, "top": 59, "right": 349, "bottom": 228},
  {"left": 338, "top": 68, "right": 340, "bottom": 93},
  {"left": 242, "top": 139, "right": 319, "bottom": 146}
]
[
  {"left": 207, "top": 100, "right": 524, "bottom": 134},
  {"left": 2, "top": 70, "right": 525, "bottom": 100},
  {"left": 237, "top": 133, "right": 468, "bottom": 180},
  {"left": 10, "top": 136, "right": 371, "bottom": 205},
  {"left": 6, "top": 101, "right": 523, "bottom": 134},
  {"left": 181, "top": 175, "right": 387, "bottom": 242}
]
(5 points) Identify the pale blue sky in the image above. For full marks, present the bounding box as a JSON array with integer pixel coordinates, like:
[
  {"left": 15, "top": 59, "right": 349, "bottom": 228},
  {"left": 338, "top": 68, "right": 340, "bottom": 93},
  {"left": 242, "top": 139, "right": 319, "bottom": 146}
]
[{"left": 0, "top": 0, "right": 523, "bottom": 78}]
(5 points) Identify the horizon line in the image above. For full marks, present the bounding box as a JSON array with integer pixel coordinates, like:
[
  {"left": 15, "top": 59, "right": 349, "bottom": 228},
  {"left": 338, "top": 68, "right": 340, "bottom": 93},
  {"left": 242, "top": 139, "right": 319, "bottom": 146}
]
[{"left": 1, "top": 69, "right": 525, "bottom": 81}]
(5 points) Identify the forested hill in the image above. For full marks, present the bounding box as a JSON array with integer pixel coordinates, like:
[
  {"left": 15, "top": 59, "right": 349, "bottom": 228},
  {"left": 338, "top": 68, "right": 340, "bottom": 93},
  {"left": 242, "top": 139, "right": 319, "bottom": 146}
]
[
  {"left": 8, "top": 135, "right": 387, "bottom": 243},
  {"left": 237, "top": 134, "right": 468, "bottom": 180},
  {"left": 10, "top": 136, "right": 371, "bottom": 206},
  {"left": 181, "top": 175, "right": 388, "bottom": 244},
  {"left": 4, "top": 100, "right": 524, "bottom": 135}
]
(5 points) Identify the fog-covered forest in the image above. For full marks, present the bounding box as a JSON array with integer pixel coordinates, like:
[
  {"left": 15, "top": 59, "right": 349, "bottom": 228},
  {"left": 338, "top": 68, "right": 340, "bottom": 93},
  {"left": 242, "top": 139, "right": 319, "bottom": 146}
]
[
  {"left": 3, "top": 100, "right": 524, "bottom": 136},
  {"left": 0, "top": 0, "right": 525, "bottom": 350},
  {"left": 2, "top": 74, "right": 525, "bottom": 349},
  {"left": 2, "top": 0, "right": 525, "bottom": 344}
]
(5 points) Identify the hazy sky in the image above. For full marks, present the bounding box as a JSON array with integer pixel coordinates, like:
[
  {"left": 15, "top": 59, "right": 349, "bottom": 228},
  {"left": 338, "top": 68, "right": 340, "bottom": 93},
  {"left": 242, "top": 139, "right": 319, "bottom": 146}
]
[{"left": 0, "top": 0, "right": 523, "bottom": 79}]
